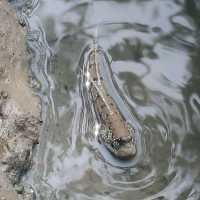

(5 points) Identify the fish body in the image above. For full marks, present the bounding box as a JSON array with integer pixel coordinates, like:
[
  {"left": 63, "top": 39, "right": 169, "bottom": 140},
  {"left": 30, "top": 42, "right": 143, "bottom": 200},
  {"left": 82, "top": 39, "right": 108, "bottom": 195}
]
[{"left": 81, "top": 43, "right": 136, "bottom": 160}]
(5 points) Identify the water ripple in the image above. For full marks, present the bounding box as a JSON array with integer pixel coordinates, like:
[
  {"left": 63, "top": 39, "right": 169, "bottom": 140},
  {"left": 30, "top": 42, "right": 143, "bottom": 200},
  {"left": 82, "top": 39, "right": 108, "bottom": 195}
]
[{"left": 11, "top": 0, "right": 200, "bottom": 200}]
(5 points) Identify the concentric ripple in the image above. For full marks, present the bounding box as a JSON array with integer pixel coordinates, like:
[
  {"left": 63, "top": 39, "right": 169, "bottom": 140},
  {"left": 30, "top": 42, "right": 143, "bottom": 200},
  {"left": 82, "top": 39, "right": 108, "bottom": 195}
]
[{"left": 78, "top": 44, "right": 143, "bottom": 168}]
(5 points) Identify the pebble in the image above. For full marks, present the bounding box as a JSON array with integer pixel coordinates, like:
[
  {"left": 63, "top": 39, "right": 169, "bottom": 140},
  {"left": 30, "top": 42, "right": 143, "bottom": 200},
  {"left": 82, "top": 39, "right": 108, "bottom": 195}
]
[{"left": 15, "top": 185, "right": 24, "bottom": 194}]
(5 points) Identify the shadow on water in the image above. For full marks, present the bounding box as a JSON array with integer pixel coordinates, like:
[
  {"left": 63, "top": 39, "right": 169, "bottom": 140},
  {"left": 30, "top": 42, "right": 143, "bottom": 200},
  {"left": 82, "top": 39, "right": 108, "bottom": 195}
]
[{"left": 11, "top": 0, "right": 200, "bottom": 199}]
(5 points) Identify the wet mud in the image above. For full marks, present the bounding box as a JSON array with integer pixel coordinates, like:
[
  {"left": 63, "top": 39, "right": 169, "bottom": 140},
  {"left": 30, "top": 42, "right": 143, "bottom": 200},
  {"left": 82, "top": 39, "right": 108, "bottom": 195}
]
[{"left": 0, "top": 0, "right": 41, "bottom": 199}]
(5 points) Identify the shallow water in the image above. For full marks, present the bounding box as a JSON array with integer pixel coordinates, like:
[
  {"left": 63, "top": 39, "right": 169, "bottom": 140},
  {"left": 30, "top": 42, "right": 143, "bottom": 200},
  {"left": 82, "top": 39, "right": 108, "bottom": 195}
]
[{"left": 11, "top": 0, "right": 200, "bottom": 199}]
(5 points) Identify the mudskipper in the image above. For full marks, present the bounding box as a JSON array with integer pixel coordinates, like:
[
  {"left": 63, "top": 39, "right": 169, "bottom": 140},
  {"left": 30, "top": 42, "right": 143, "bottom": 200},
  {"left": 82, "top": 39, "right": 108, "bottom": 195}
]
[{"left": 80, "top": 42, "right": 137, "bottom": 160}]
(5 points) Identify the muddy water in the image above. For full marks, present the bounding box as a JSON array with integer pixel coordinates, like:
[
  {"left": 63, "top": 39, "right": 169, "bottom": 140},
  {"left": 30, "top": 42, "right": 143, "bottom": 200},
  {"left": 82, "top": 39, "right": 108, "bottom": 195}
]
[{"left": 11, "top": 0, "right": 200, "bottom": 199}]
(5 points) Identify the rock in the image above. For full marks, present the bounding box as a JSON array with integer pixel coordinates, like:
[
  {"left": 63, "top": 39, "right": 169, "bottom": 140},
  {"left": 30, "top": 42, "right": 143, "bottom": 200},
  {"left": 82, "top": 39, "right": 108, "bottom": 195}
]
[
  {"left": 15, "top": 185, "right": 24, "bottom": 194},
  {"left": 0, "top": 0, "right": 41, "bottom": 199}
]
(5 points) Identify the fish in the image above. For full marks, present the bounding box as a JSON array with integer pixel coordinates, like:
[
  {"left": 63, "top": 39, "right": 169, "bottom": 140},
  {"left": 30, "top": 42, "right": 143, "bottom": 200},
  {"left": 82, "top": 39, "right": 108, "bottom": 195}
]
[{"left": 81, "top": 41, "right": 137, "bottom": 160}]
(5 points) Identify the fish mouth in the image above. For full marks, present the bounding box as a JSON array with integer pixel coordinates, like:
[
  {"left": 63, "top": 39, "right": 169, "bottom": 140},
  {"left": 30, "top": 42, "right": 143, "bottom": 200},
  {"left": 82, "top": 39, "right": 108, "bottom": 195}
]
[
  {"left": 98, "top": 131, "right": 137, "bottom": 160},
  {"left": 111, "top": 141, "right": 136, "bottom": 160}
]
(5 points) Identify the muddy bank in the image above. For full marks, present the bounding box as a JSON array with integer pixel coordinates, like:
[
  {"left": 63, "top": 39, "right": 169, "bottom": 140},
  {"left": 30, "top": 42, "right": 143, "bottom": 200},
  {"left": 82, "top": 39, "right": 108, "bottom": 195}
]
[{"left": 0, "top": 0, "right": 41, "bottom": 199}]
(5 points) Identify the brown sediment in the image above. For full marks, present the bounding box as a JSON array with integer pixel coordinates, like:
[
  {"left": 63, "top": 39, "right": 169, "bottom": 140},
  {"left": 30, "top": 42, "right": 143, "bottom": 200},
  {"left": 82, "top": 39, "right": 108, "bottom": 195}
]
[{"left": 0, "top": 0, "right": 41, "bottom": 199}]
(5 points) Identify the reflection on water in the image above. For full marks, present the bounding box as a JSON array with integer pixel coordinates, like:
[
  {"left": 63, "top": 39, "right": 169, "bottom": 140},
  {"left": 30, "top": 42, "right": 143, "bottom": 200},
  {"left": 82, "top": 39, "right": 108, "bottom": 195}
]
[{"left": 12, "top": 0, "right": 200, "bottom": 199}]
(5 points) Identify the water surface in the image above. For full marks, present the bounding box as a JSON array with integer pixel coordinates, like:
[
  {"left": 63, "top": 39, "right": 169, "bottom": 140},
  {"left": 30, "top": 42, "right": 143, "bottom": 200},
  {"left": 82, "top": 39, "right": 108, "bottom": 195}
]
[{"left": 12, "top": 0, "right": 200, "bottom": 199}]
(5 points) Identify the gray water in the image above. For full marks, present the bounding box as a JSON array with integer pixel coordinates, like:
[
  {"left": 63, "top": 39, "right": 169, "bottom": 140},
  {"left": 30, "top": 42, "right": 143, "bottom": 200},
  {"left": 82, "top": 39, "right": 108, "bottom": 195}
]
[{"left": 11, "top": 0, "right": 200, "bottom": 199}]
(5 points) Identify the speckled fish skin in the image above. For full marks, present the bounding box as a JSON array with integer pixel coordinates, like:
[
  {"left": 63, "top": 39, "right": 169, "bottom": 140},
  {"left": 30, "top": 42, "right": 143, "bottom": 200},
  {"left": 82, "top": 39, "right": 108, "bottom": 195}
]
[{"left": 85, "top": 45, "right": 137, "bottom": 160}]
